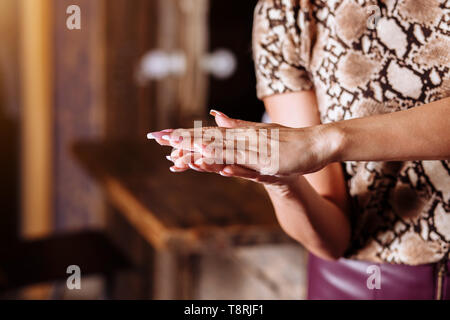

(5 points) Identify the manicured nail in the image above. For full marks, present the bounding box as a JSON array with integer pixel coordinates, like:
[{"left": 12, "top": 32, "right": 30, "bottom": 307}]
[
  {"left": 147, "top": 129, "right": 173, "bottom": 140},
  {"left": 166, "top": 155, "right": 172, "bottom": 161},
  {"left": 219, "top": 171, "right": 231, "bottom": 177},
  {"left": 170, "top": 166, "right": 183, "bottom": 173},
  {"left": 210, "top": 109, "right": 226, "bottom": 117},
  {"left": 223, "top": 167, "right": 233, "bottom": 174},
  {"left": 188, "top": 163, "right": 202, "bottom": 172}
]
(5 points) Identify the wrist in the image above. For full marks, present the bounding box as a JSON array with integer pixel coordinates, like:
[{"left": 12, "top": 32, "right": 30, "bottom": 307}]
[
  {"left": 314, "top": 123, "right": 346, "bottom": 164},
  {"left": 263, "top": 174, "right": 304, "bottom": 198}
]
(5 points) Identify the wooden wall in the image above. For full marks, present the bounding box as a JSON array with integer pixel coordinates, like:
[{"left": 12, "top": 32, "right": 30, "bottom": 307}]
[
  {"left": 0, "top": 0, "right": 20, "bottom": 242},
  {"left": 20, "top": 0, "right": 54, "bottom": 239},
  {"left": 53, "top": 0, "right": 106, "bottom": 230},
  {"left": 104, "top": 0, "right": 157, "bottom": 139},
  {"left": 52, "top": 0, "right": 158, "bottom": 229}
]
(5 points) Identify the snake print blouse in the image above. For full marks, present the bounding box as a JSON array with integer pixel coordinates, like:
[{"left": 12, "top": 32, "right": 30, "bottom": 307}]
[{"left": 253, "top": 0, "right": 450, "bottom": 265}]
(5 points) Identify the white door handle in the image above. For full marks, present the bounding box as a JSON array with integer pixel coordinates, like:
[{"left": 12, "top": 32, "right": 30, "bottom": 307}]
[{"left": 137, "top": 49, "right": 237, "bottom": 82}]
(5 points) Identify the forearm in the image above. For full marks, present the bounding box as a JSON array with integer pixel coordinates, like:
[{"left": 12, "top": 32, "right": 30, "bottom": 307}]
[
  {"left": 262, "top": 90, "right": 351, "bottom": 260},
  {"left": 328, "top": 98, "right": 450, "bottom": 162},
  {"left": 264, "top": 177, "right": 351, "bottom": 260},
  {"left": 262, "top": 98, "right": 449, "bottom": 259}
]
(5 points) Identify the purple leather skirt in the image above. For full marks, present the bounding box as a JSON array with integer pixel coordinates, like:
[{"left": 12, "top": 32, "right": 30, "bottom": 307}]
[{"left": 307, "top": 253, "right": 450, "bottom": 300}]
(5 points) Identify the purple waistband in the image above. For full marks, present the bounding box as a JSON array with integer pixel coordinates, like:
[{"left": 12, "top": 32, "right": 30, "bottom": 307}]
[{"left": 307, "top": 253, "right": 450, "bottom": 300}]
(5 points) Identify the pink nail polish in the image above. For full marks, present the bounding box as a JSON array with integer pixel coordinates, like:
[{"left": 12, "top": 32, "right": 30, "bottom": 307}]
[
  {"left": 210, "top": 109, "right": 225, "bottom": 117},
  {"left": 219, "top": 171, "right": 231, "bottom": 177},
  {"left": 188, "top": 163, "right": 201, "bottom": 172},
  {"left": 223, "top": 167, "right": 233, "bottom": 174},
  {"left": 146, "top": 129, "right": 174, "bottom": 140},
  {"left": 147, "top": 132, "right": 166, "bottom": 140}
]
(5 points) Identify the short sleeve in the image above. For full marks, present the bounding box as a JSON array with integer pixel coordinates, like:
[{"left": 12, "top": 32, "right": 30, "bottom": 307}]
[{"left": 252, "top": 0, "right": 314, "bottom": 100}]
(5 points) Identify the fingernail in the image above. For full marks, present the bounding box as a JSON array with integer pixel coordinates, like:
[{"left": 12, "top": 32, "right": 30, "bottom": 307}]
[
  {"left": 170, "top": 166, "right": 183, "bottom": 173},
  {"left": 166, "top": 155, "right": 172, "bottom": 161},
  {"left": 210, "top": 109, "right": 226, "bottom": 117},
  {"left": 188, "top": 163, "right": 201, "bottom": 172},
  {"left": 223, "top": 167, "right": 233, "bottom": 174},
  {"left": 219, "top": 171, "right": 231, "bottom": 177},
  {"left": 147, "top": 130, "right": 172, "bottom": 140}
]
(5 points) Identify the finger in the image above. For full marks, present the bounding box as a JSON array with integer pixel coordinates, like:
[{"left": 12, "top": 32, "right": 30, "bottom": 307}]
[
  {"left": 191, "top": 158, "right": 226, "bottom": 173},
  {"left": 170, "top": 148, "right": 184, "bottom": 160},
  {"left": 194, "top": 128, "right": 262, "bottom": 157},
  {"left": 219, "top": 165, "right": 260, "bottom": 179},
  {"left": 155, "top": 138, "right": 172, "bottom": 146},
  {"left": 169, "top": 166, "right": 189, "bottom": 173},
  {"left": 149, "top": 129, "right": 197, "bottom": 150},
  {"left": 166, "top": 127, "right": 228, "bottom": 152},
  {"left": 162, "top": 128, "right": 203, "bottom": 151},
  {"left": 174, "top": 151, "right": 199, "bottom": 168},
  {"left": 219, "top": 165, "right": 280, "bottom": 184},
  {"left": 165, "top": 149, "right": 182, "bottom": 165},
  {"left": 170, "top": 152, "right": 212, "bottom": 173},
  {"left": 198, "top": 142, "right": 261, "bottom": 171},
  {"left": 168, "top": 150, "right": 193, "bottom": 173},
  {"left": 147, "top": 129, "right": 174, "bottom": 146},
  {"left": 159, "top": 125, "right": 264, "bottom": 151},
  {"left": 210, "top": 109, "right": 260, "bottom": 129}
]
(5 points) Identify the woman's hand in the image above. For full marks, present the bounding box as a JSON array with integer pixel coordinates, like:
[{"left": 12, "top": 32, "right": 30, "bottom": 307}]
[
  {"left": 148, "top": 109, "right": 352, "bottom": 260},
  {"left": 148, "top": 110, "right": 343, "bottom": 179}
]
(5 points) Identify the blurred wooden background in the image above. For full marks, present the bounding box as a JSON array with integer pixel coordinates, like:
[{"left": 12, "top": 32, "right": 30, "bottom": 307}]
[{"left": 0, "top": 0, "right": 306, "bottom": 300}]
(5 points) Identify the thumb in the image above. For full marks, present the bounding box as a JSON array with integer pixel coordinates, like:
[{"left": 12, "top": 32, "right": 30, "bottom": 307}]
[{"left": 209, "top": 109, "right": 257, "bottom": 128}]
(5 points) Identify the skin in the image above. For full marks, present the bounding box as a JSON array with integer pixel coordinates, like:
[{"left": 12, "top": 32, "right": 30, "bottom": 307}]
[{"left": 148, "top": 93, "right": 450, "bottom": 260}]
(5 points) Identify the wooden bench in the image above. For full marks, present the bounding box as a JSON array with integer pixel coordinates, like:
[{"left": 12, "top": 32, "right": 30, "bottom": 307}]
[{"left": 73, "top": 140, "right": 293, "bottom": 299}]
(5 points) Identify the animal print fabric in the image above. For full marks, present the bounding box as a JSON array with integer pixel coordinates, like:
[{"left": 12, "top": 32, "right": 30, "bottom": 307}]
[{"left": 253, "top": 0, "right": 450, "bottom": 265}]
